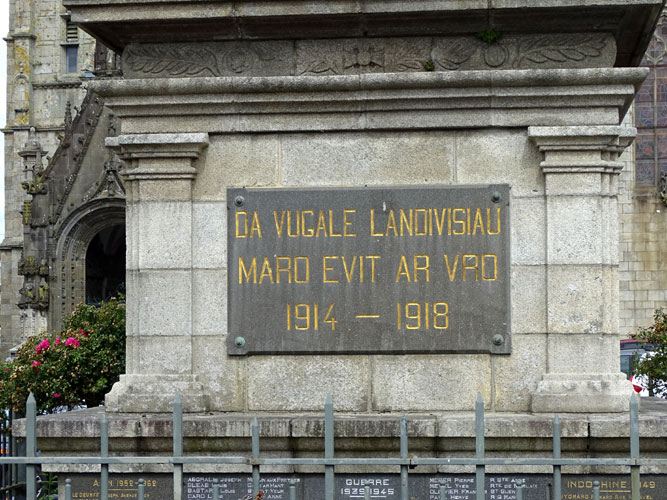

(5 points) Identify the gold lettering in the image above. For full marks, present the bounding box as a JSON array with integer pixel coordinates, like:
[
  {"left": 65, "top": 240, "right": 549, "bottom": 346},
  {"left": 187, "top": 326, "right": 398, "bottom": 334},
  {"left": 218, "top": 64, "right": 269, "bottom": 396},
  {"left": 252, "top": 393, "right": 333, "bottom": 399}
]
[
  {"left": 487, "top": 207, "right": 501, "bottom": 234},
  {"left": 399, "top": 209, "right": 413, "bottom": 236},
  {"left": 238, "top": 256, "right": 257, "bottom": 284},
  {"left": 294, "top": 256, "right": 310, "bottom": 283},
  {"left": 370, "top": 209, "right": 383, "bottom": 236},
  {"left": 249, "top": 211, "right": 262, "bottom": 238},
  {"left": 343, "top": 209, "right": 356, "bottom": 236},
  {"left": 367, "top": 255, "right": 380, "bottom": 283},
  {"left": 452, "top": 208, "right": 466, "bottom": 235},
  {"left": 273, "top": 210, "right": 285, "bottom": 236},
  {"left": 466, "top": 208, "right": 471, "bottom": 235},
  {"left": 301, "top": 210, "right": 315, "bottom": 237},
  {"left": 395, "top": 255, "right": 411, "bottom": 282},
  {"left": 386, "top": 210, "right": 398, "bottom": 236},
  {"left": 276, "top": 256, "right": 292, "bottom": 283},
  {"left": 287, "top": 211, "right": 299, "bottom": 237},
  {"left": 323, "top": 256, "right": 338, "bottom": 282},
  {"left": 342, "top": 255, "right": 358, "bottom": 283},
  {"left": 482, "top": 254, "right": 497, "bottom": 281},
  {"left": 236, "top": 211, "right": 248, "bottom": 238},
  {"left": 434, "top": 208, "right": 447, "bottom": 236},
  {"left": 414, "top": 254, "right": 430, "bottom": 282},
  {"left": 259, "top": 257, "right": 274, "bottom": 284},
  {"left": 472, "top": 208, "right": 485, "bottom": 235},
  {"left": 329, "top": 209, "right": 342, "bottom": 237},
  {"left": 444, "top": 254, "right": 459, "bottom": 281},
  {"left": 463, "top": 254, "right": 478, "bottom": 281},
  {"left": 415, "top": 208, "right": 428, "bottom": 236},
  {"left": 316, "top": 211, "right": 328, "bottom": 237}
]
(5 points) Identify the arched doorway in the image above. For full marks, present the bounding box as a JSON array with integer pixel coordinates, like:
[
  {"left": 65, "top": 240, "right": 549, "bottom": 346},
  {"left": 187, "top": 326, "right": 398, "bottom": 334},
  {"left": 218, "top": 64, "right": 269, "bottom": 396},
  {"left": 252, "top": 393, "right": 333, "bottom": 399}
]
[
  {"left": 51, "top": 199, "right": 126, "bottom": 330},
  {"left": 85, "top": 225, "right": 126, "bottom": 305}
]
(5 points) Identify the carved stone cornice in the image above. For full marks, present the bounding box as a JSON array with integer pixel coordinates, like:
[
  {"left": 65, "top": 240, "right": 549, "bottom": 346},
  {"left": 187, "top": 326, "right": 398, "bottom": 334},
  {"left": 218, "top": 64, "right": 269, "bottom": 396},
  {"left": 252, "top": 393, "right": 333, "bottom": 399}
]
[
  {"left": 528, "top": 125, "right": 636, "bottom": 175},
  {"left": 106, "top": 133, "right": 209, "bottom": 182}
]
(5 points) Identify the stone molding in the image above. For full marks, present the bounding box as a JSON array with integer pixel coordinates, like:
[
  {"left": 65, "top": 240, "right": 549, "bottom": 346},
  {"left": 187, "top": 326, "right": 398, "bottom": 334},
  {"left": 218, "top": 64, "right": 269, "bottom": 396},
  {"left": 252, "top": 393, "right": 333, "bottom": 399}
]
[
  {"left": 90, "top": 68, "right": 647, "bottom": 134},
  {"left": 106, "top": 133, "right": 209, "bottom": 181},
  {"left": 105, "top": 374, "right": 209, "bottom": 413},
  {"left": 529, "top": 126, "right": 637, "bottom": 174},
  {"left": 121, "top": 34, "right": 616, "bottom": 79}
]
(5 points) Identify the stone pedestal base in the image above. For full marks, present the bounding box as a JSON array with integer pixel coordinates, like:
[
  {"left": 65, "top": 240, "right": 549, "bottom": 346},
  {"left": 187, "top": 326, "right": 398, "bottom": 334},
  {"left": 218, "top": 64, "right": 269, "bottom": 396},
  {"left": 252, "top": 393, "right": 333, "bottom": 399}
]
[
  {"left": 105, "top": 374, "right": 209, "bottom": 412},
  {"left": 531, "top": 373, "right": 634, "bottom": 413}
]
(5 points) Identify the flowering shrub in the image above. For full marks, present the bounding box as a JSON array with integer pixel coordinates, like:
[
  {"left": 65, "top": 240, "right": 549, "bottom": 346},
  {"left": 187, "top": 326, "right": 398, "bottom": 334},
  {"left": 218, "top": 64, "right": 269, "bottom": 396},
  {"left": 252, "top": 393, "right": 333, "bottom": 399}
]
[
  {"left": 0, "top": 297, "right": 125, "bottom": 414},
  {"left": 632, "top": 309, "right": 667, "bottom": 398}
]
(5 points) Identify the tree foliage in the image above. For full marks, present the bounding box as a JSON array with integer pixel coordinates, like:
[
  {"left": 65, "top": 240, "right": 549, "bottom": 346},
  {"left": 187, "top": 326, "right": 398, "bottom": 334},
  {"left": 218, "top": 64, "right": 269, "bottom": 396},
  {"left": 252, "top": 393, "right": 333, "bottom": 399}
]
[
  {"left": 632, "top": 309, "right": 667, "bottom": 398},
  {"left": 0, "top": 297, "right": 125, "bottom": 414}
]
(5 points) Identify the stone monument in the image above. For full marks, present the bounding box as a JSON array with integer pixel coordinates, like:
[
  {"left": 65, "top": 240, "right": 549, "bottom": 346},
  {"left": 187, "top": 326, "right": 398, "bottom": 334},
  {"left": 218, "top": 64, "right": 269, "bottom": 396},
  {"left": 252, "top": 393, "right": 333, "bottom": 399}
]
[{"left": 23, "top": 1, "right": 667, "bottom": 496}]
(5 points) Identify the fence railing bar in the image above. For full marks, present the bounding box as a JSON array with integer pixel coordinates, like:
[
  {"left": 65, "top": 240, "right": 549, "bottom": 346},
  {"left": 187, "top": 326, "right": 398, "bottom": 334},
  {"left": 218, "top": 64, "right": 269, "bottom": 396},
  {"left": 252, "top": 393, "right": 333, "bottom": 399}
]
[
  {"left": 65, "top": 477, "right": 72, "bottom": 500},
  {"left": 212, "top": 478, "right": 220, "bottom": 500},
  {"left": 630, "top": 393, "right": 640, "bottom": 500},
  {"left": 174, "top": 394, "right": 183, "bottom": 500},
  {"left": 289, "top": 478, "right": 296, "bottom": 500},
  {"left": 324, "top": 394, "right": 334, "bottom": 500},
  {"left": 593, "top": 480, "right": 600, "bottom": 500},
  {"left": 251, "top": 416, "right": 260, "bottom": 498},
  {"left": 516, "top": 485, "right": 524, "bottom": 500},
  {"left": 138, "top": 478, "right": 145, "bottom": 500},
  {"left": 553, "top": 414, "right": 561, "bottom": 500},
  {"left": 475, "top": 393, "right": 484, "bottom": 500},
  {"left": 25, "top": 393, "right": 36, "bottom": 500},
  {"left": 439, "top": 479, "right": 447, "bottom": 500},
  {"left": 400, "top": 416, "right": 408, "bottom": 500},
  {"left": 100, "top": 413, "right": 109, "bottom": 500},
  {"left": 2, "top": 456, "right": 664, "bottom": 466}
]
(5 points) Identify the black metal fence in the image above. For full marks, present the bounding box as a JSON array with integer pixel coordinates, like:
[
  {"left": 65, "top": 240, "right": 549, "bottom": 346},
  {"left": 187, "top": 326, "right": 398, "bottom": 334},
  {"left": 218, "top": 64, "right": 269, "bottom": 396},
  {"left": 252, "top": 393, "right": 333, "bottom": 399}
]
[{"left": 1, "top": 393, "right": 665, "bottom": 500}]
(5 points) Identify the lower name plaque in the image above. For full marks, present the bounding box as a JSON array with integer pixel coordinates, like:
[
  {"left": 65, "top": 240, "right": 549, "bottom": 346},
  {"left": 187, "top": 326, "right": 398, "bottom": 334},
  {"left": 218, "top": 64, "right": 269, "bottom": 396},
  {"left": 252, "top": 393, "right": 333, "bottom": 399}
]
[{"left": 227, "top": 185, "right": 510, "bottom": 355}]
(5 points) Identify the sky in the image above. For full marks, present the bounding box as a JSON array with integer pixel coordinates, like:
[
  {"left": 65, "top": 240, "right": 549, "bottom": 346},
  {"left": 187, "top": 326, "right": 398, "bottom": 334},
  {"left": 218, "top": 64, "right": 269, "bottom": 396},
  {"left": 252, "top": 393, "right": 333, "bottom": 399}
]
[{"left": 0, "top": 0, "right": 8, "bottom": 242}]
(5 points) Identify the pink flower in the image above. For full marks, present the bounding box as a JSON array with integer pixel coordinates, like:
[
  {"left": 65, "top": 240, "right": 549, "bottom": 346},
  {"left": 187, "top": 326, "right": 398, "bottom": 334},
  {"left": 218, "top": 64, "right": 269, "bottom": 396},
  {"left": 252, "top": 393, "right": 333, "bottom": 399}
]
[
  {"left": 65, "top": 337, "right": 80, "bottom": 347},
  {"left": 31, "top": 361, "right": 41, "bottom": 369},
  {"left": 53, "top": 393, "right": 61, "bottom": 398},
  {"left": 35, "top": 339, "right": 50, "bottom": 353},
  {"left": 55, "top": 337, "right": 60, "bottom": 345}
]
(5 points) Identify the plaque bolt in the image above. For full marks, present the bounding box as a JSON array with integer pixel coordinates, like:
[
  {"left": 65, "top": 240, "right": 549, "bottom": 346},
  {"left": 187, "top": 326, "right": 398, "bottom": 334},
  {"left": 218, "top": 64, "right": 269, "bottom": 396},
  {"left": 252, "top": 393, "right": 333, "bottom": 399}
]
[
  {"left": 234, "top": 196, "right": 245, "bottom": 207},
  {"left": 234, "top": 337, "right": 246, "bottom": 348},
  {"left": 491, "top": 191, "right": 502, "bottom": 203},
  {"left": 492, "top": 334, "right": 504, "bottom": 346}
]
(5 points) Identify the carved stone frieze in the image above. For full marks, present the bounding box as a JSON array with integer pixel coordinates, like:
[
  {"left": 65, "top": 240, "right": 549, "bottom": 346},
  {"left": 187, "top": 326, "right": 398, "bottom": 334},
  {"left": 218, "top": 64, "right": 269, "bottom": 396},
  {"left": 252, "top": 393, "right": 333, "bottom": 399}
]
[
  {"left": 122, "top": 34, "right": 615, "bottom": 79},
  {"left": 123, "top": 41, "right": 292, "bottom": 78},
  {"left": 432, "top": 33, "right": 614, "bottom": 71}
]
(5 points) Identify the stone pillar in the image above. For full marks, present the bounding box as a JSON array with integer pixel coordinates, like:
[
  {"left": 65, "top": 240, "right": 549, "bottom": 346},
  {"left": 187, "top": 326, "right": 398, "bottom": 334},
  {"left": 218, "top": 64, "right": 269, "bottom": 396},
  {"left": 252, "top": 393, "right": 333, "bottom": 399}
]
[
  {"left": 528, "top": 126, "right": 635, "bottom": 413},
  {"left": 104, "top": 133, "right": 210, "bottom": 412}
]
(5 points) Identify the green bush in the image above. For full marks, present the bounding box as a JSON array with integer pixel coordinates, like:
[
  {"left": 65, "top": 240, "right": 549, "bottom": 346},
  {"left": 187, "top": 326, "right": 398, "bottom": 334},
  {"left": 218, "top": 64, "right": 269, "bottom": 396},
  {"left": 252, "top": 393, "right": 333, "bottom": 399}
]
[
  {"left": 632, "top": 309, "right": 667, "bottom": 398},
  {"left": 0, "top": 297, "right": 125, "bottom": 414}
]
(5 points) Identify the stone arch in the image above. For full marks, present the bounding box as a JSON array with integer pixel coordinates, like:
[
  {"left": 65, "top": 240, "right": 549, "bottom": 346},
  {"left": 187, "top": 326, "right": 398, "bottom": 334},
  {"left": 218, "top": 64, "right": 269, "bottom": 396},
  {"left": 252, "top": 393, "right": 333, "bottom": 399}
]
[{"left": 50, "top": 198, "right": 126, "bottom": 330}]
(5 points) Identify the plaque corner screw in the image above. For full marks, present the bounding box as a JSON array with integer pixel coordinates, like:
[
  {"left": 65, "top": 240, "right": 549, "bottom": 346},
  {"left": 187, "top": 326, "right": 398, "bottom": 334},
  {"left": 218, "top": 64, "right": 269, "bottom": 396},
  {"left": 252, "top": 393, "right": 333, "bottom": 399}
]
[
  {"left": 234, "top": 336, "right": 246, "bottom": 348},
  {"left": 234, "top": 196, "right": 245, "bottom": 208},
  {"left": 491, "top": 191, "right": 502, "bottom": 203},
  {"left": 492, "top": 334, "right": 504, "bottom": 346}
]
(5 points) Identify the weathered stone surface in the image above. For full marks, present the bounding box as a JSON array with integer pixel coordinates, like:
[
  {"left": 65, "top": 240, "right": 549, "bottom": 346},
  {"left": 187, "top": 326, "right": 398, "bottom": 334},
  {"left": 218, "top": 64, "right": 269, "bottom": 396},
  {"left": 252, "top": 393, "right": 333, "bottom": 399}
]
[
  {"left": 510, "top": 197, "right": 546, "bottom": 265},
  {"left": 546, "top": 265, "right": 615, "bottom": 334},
  {"left": 531, "top": 373, "right": 633, "bottom": 413},
  {"left": 247, "top": 356, "right": 370, "bottom": 412},
  {"left": 547, "top": 196, "right": 604, "bottom": 265},
  {"left": 372, "top": 356, "right": 492, "bottom": 411},
  {"left": 192, "top": 202, "right": 227, "bottom": 269},
  {"left": 132, "top": 270, "right": 192, "bottom": 336},
  {"left": 192, "top": 335, "right": 245, "bottom": 411},
  {"left": 280, "top": 131, "right": 454, "bottom": 186},
  {"left": 192, "top": 269, "right": 227, "bottom": 336},
  {"left": 135, "top": 201, "right": 193, "bottom": 269},
  {"left": 195, "top": 135, "right": 280, "bottom": 201},
  {"left": 546, "top": 333, "right": 621, "bottom": 375},
  {"left": 493, "top": 334, "right": 547, "bottom": 411},
  {"left": 510, "top": 266, "right": 547, "bottom": 334},
  {"left": 455, "top": 130, "right": 544, "bottom": 197}
]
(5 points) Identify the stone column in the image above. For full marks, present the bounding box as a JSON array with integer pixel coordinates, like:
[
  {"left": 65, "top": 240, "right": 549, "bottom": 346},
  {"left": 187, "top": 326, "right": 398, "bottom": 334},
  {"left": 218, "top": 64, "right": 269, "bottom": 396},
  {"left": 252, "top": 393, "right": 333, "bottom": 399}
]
[
  {"left": 104, "top": 133, "right": 210, "bottom": 412},
  {"left": 529, "top": 126, "right": 635, "bottom": 413}
]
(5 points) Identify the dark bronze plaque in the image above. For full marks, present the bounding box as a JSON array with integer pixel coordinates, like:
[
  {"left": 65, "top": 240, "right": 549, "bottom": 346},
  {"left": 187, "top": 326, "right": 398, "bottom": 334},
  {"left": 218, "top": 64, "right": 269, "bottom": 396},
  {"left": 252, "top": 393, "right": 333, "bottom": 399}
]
[
  {"left": 227, "top": 185, "right": 510, "bottom": 355},
  {"left": 66, "top": 474, "right": 173, "bottom": 500}
]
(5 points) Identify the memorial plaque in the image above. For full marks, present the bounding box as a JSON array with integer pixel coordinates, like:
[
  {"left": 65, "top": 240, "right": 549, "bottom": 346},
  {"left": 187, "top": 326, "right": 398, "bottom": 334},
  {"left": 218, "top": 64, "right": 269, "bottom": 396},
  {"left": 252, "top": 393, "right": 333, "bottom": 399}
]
[
  {"left": 66, "top": 474, "right": 173, "bottom": 500},
  {"left": 185, "top": 474, "right": 667, "bottom": 500},
  {"left": 227, "top": 185, "right": 510, "bottom": 355}
]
